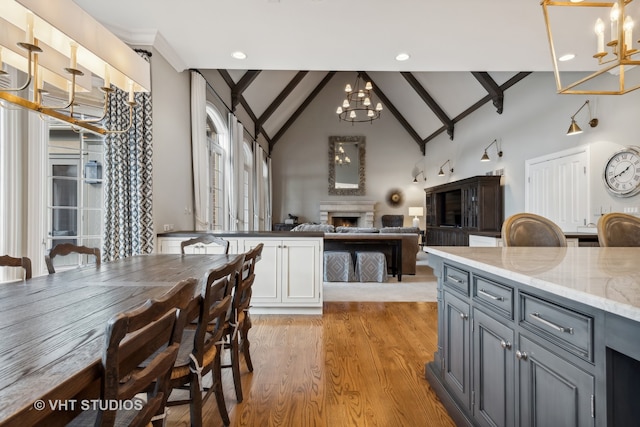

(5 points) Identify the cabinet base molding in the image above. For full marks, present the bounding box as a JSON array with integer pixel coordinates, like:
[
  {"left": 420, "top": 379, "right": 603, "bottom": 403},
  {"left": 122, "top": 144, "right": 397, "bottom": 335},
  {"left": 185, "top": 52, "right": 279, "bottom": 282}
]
[
  {"left": 424, "top": 363, "right": 474, "bottom": 427},
  {"left": 250, "top": 306, "right": 322, "bottom": 315}
]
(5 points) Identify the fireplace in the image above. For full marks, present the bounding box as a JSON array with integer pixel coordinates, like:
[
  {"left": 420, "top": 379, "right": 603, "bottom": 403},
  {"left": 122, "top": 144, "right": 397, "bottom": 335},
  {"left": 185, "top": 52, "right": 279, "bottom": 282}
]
[
  {"left": 319, "top": 201, "right": 375, "bottom": 228},
  {"left": 332, "top": 216, "right": 359, "bottom": 227}
]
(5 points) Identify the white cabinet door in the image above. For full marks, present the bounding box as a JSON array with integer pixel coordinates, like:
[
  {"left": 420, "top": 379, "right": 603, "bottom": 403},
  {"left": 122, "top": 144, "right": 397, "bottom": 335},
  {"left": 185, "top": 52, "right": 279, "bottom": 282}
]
[
  {"left": 157, "top": 237, "right": 238, "bottom": 254},
  {"left": 243, "top": 239, "right": 280, "bottom": 304},
  {"left": 281, "top": 239, "right": 321, "bottom": 304}
]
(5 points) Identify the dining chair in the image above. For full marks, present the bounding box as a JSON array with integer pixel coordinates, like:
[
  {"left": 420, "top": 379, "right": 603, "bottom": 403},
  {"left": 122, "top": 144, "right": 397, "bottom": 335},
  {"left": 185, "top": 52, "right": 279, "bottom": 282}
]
[
  {"left": 501, "top": 213, "right": 567, "bottom": 247},
  {"left": 180, "top": 234, "right": 230, "bottom": 254},
  {"left": 597, "top": 212, "right": 640, "bottom": 247},
  {"left": 45, "top": 243, "right": 101, "bottom": 274},
  {"left": 68, "top": 278, "right": 198, "bottom": 427},
  {"left": 0, "top": 255, "right": 32, "bottom": 280},
  {"left": 166, "top": 255, "right": 244, "bottom": 427},
  {"left": 222, "top": 243, "right": 264, "bottom": 403}
]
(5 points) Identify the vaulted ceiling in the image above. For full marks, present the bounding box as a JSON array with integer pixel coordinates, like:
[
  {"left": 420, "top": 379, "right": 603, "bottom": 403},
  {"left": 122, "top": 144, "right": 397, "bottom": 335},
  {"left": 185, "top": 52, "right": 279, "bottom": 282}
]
[{"left": 72, "top": 0, "right": 573, "bottom": 154}]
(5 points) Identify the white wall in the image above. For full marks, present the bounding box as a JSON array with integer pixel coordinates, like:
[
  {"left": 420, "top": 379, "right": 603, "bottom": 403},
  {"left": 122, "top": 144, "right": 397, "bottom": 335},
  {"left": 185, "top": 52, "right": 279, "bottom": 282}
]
[
  {"left": 150, "top": 49, "right": 193, "bottom": 234},
  {"left": 272, "top": 71, "right": 640, "bottom": 229},
  {"left": 271, "top": 72, "right": 426, "bottom": 228},
  {"left": 423, "top": 72, "right": 640, "bottom": 225}
]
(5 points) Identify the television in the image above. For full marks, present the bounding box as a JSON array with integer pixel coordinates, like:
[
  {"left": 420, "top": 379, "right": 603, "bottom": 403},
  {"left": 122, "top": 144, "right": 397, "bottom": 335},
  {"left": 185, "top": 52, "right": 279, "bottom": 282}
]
[{"left": 438, "top": 189, "right": 462, "bottom": 227}]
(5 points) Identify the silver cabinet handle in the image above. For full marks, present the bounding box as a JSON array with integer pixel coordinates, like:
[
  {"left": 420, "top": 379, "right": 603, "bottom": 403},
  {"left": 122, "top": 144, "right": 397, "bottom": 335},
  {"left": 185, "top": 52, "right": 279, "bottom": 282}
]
[
  {"left": 529, "top": 312, "right": 574, "bottom": 334},
  {"left": 478, "top": 288, "right": 504, "bottom": 301},
  {"left": 459, "top": 312, "right": 469, "bottom": 320},
  {"left": 500, "top": 340, "right": 512, "bottom": 350},
  {"left": 447, "top": 275, "right": 464, "bottom": 284},
  {"left": 515, "top": 350, "right": 528, "bottom": 361}
]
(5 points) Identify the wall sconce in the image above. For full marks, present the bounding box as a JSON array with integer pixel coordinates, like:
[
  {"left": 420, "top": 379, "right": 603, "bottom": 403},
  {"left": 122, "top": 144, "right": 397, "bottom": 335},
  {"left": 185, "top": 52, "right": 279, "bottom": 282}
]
[
  {"left": 412, "top": 170, "right": 426, "bottom": 183},
  {"left": 567, "top": 100, "right": 599, "bottom": 136},
  {"left": 480, "top": 139, "right": 503, "bottom": 162},
  {"left": 0, "top": 0, "right": 151, "bottom": 134},
  {"left": 438, "top": 160, "right": 454, "bottom": 176}
]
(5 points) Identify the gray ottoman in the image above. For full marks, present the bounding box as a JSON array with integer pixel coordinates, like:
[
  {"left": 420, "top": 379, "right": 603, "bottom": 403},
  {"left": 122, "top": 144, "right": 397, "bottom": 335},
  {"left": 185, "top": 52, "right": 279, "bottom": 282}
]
[
  {"left": 355, "top": 251, "right": 388, "bottom": 282},
  {"left": 323, "top": 251, "right": 355, "bottom": 282}
]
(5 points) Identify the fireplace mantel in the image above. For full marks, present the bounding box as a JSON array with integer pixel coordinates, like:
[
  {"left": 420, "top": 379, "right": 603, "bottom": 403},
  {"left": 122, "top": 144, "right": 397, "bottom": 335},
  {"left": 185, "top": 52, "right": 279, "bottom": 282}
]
[{"left": 319, "top": 201, "right": 375, "bottom": 228}]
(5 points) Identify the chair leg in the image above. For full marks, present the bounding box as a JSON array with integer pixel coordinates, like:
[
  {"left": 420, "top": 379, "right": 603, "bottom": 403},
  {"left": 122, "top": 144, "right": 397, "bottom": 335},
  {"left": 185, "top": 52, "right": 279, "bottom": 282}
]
[
  {"left": 241, "top": 321, "right": 253, "bottom": 372},
  {"left": 213, "top": 349, "right": 230, "bottom": 425},
  {"left": 189, "top": 372, "right": 203, "bottom": 427},
  {"left": 230, "top": 329, "right": 243, "bottom": 403}
]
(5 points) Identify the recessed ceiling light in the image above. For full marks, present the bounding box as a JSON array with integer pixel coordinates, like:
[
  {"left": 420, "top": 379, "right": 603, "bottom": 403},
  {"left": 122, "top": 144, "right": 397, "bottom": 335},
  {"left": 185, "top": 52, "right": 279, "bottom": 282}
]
[
  {"left": 395, "top": 53, "right": 410, "bottom": 61},
  {"left": 231, "top": 51, "right": 247, "bottom": 60},
  {"left": 558, "top": 53, "right": 575, "bottom": 62}
]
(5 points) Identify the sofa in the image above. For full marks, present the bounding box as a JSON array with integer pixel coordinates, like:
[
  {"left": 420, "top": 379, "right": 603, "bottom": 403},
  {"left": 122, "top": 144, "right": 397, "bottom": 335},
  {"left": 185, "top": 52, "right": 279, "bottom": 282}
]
[{"left": 291, "top": 224, "right": 420, "bottom": 275}]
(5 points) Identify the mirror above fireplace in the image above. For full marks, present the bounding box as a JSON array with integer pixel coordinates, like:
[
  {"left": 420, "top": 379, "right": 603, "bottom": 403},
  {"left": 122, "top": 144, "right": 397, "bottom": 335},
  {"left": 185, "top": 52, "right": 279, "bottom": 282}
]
[{"left": 328, "top": 136, "right": 365, "bottom": 196}]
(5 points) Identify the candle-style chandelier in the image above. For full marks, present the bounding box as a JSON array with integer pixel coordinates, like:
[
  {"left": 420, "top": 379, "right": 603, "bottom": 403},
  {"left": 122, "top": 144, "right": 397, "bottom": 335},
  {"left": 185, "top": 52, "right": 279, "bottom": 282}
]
[
  {"left": 334, "top": 143, "right": 351, "bottom": 165},
  {"left": 335, "top": 73, "right": 383, "bottom": 124},
  {"left": 0, "top": 0, "right": 150, "bottom": 134},
  {"left": 542, "top": 0, "right": 640, "bottom": 95}
]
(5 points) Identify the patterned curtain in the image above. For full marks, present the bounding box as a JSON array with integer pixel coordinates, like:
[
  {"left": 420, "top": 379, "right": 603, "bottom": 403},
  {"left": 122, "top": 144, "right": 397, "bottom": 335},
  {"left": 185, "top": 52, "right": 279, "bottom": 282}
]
[{"left": 103, "top": 51, "right": 153, "bottom": 261}]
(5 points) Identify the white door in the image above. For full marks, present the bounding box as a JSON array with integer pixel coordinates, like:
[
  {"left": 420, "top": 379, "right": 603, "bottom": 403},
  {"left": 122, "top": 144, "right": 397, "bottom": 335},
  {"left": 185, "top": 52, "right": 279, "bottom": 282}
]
[{"left": 526, "top": 147, "right": 589, "bottom": 232}]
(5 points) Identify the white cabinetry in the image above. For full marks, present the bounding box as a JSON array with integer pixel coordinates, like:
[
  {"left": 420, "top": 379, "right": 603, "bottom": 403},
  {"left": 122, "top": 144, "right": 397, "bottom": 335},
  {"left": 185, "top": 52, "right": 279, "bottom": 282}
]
[
  {"left": 468, "top": 235, "right": 579, "bottom": 247},
  {"left": 157, "top": 235, "right": 322, "bottom": 314}
]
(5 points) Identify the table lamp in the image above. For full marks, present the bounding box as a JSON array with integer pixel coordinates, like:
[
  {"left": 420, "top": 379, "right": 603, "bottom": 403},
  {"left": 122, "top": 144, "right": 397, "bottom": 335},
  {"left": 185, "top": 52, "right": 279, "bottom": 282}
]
[{"left": 408, "top": 207, "right": 423, "bottom": 228}]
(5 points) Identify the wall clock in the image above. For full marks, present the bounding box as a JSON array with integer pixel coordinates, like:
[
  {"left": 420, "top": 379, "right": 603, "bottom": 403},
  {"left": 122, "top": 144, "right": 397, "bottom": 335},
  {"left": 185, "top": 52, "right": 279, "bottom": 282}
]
[{"left": 603, "top": 146, "right": 640, "bottom": 197}]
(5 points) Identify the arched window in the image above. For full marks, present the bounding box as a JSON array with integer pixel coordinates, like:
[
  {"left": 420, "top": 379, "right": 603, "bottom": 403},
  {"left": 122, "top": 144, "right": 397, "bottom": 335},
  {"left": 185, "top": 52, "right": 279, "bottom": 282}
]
[
  {"left": 206, "top": 104, "right": 228, "bottom": 230},
  {"left": 243, "top": 140, "right": 253, "bottom": 230}
]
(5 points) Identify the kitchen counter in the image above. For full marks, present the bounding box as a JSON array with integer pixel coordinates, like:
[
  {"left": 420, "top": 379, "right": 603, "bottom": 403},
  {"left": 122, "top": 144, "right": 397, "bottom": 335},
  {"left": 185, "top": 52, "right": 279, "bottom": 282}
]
[
  {"left": 425, "top": 246, "right": 640, "bottom": 321},
  {"left": 157, "top": 230, "right": 324, "bottom": 238}
]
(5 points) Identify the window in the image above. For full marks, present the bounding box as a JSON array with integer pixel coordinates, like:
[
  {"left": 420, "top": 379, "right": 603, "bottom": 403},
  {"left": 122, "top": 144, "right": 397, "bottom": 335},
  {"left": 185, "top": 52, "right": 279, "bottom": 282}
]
[
  {"left": 206, "top": 104, "right": 228, "bottom": 230},
  {"left": 243, "top": 141, "right": 253, "bottom": 230},
  {"left": 47, "top": 128, "right": 104, "bottom": 270}
]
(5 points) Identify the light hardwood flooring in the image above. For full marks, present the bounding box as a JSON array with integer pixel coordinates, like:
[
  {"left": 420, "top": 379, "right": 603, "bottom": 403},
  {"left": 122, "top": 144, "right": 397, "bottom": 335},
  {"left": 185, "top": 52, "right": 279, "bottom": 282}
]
[{"left": 166, "top": 301, "right": 454, "bottom": 427}]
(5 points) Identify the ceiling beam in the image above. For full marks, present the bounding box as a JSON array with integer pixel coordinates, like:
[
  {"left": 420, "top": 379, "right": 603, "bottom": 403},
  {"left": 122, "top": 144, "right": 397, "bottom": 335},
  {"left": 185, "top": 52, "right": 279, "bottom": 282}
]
[
  {"left": 232, "top": 70, "right": 261, "bottom": 110},
  {"left": 257, "top": 71, "right": 308, "bottom": 128},
  {"left": 270, "top": 71, "right": 336, "bottom": 152},
  {"left": 423, "top": 72, "right": 531, "bottom": 144},
  {"left": 472, "top": 72, "right": 504, "bottom": 114},
  {"left": 360, "top": 71, "right": 425, "bottom": 154},
  {"left": 401, "top": 72, "right": 454, "bottom": 140}
]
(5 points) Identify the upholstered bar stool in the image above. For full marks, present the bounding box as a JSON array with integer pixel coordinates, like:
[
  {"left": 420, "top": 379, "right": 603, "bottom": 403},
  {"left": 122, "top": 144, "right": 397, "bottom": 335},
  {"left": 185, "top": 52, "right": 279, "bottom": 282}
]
[
  {"left": 355, "top": 251, "right": 387, "bottom": 282},
  {"left": 323, "top": 251, "right": 355, "bottom": 282}
]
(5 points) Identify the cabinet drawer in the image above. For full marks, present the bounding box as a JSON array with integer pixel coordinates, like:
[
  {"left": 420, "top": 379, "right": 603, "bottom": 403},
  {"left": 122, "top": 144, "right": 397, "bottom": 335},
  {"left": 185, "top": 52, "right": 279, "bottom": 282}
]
[
  {"left": 519, "top": 293, "right": 593, "bottom": 362},
  {"left": 443, "top": 264, "right": 470, "bottom": 296},
  {"left": 473, "top": 275, "right": 513, "bottom": 319}
]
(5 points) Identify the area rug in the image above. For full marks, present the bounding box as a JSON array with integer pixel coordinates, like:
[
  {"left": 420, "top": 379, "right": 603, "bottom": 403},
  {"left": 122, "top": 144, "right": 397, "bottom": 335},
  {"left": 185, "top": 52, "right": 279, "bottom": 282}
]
[{"left": 323, "top": 252, "right": 438, "bottom": 302}]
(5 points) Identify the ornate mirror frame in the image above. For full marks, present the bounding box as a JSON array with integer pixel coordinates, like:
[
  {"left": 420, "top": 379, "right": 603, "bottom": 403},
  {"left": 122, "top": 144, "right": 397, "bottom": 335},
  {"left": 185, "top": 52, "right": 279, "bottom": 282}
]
[{"left": 328, "top": 135, "right": 366, "bottom": 196}]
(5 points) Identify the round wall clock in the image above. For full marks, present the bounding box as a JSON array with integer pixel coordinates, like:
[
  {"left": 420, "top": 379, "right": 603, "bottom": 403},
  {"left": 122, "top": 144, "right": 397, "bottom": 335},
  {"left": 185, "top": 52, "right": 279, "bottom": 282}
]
[{"left": 603, "top": 146, "right": 640, "bottom": 197}]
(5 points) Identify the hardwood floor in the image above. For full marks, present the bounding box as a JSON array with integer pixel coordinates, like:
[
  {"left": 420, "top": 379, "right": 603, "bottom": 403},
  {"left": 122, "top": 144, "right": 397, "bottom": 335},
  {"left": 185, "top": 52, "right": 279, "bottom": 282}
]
[{"left": 166, "top": 302, "right": 454, "bottom": 426}]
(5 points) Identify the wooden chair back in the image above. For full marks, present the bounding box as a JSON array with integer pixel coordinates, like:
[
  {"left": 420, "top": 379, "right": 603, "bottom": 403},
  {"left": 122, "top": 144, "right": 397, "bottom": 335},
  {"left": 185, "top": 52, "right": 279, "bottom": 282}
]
[
  {"left": 0, "top": 255, "right": 32, "bottom": 280},
  {"left": 501, "top": 213, "right": 567, "bottom": 247},
  {"left": 45, "top": 243, "right": 101, "bottom": 274},
  {"left": 180, "top": 234, "right": 230, "bottom": 255},
  {"left": 97, "top": 278, "right": 197, "bottom": 427},
  {"left": 597, "top": 212, "right": 640, "bottom": 247}
]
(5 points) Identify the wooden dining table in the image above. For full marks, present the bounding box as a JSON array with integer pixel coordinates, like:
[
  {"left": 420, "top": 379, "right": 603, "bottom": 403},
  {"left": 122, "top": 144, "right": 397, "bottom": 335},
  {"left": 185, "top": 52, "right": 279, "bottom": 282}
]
[{"left": 0, "top": 253, "right": 242, "bottom": 427}]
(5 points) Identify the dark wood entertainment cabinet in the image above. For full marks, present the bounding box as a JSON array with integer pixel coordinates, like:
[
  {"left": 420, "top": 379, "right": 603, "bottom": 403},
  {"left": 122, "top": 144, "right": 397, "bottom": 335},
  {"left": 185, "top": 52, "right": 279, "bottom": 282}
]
[{"left": 424, "top": 175, "right": 503, "bottom": 246}]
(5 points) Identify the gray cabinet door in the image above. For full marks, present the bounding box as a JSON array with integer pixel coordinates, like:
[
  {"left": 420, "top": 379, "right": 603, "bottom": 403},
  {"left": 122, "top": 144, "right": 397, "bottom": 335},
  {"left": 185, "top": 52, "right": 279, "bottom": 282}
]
[
  {"left": 443, "top": 291, "right": 471, "bottom": 410},
  {"left": 518, "top": 335, "right": 595, "bottom": 427},
  {"left": 473, "top": 309, "right": 515, "bottom": 427}
]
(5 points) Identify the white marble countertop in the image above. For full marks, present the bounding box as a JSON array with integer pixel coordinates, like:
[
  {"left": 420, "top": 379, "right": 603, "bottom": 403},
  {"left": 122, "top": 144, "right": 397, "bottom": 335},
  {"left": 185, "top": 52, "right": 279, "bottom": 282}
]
[{"left": 425, "top": 246, "right": 640, "bottom": 322}]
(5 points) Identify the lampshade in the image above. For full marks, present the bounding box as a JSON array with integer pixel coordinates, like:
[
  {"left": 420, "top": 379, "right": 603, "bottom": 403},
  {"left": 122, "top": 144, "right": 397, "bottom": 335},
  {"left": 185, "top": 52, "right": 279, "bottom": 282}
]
[
  {"left": 408, "top": 207, "right": 424, "bottom": 217},
  {"left": 480, "top": 151, "right": 490, "bottom": 162},
  {"left": 567, "top": 119, "right": 583, "bottom": 136}
]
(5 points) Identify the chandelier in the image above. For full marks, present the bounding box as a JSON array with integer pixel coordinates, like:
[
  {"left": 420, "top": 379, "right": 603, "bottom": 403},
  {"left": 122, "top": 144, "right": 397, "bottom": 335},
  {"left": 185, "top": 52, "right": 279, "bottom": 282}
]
[
  {"left": 335, "top": 73, "right": 383, "bottom": 124},
  {"left": 0, "top": 0, "right": 150, "bottom": 134},
  {"left": 542, "top": 0, "right": 640, "bottom": 94}
]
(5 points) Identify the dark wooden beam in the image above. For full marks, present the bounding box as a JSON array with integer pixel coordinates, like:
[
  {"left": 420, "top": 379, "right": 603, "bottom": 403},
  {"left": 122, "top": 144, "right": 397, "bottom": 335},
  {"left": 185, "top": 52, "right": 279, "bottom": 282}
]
[
  {"left": 232, "top": 70, "right": 261, "bottom": 110},
  {"left": 360, "top": 71, "right": 425, "bottom": 154},
  {"left": 472, "top": 72, "right": 503, "bottom": 114},
  {"left": 423, "top": 72, "right": 531, "bottom": 144},
  {"left": 270, "top": 71, "right": 336, "bottom": 152},
  {"left": 401, "top": 72, "right": 454, "bottom": 140},
  {"left": 257, "top": 71, "right": 308, "bottom": 127}
]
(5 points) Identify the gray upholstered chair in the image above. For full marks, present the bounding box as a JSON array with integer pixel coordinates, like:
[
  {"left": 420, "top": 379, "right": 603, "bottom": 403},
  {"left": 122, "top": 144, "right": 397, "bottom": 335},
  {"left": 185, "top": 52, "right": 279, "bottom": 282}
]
[
  {"left": 501, "top": 213, "right": 567, "bottom": 247},
  {"left": 597, "top": 212, "right": 640, "bottom": 247},
  {"left": 381, "top": 215, "right": 404, "bottom": 227}
]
